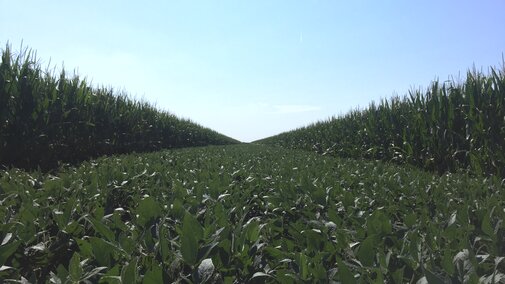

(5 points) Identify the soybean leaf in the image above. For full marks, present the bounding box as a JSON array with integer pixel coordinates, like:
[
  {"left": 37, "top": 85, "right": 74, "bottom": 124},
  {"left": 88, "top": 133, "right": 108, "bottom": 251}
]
[
  {"left": 0, "top": 240, "right": 20, "bottom": 266},
  {"left": 357, "top": 236, "right": 375, "bottom": 267},
  {"left": 296, "top": 253, "right": 309, "bottom": 280},
  {"left": 143, "top": 266, "right": 163, "bottom": 284},
  {"left": 244, "top": 220, "right": 260, "bottom": 242},
  {"left": 136, "top": 196, "right": 162, "bottom": 227},
  {"left": 336, "top": 258, "right": 356, "bottom": 284},
  {"left": 69, "top": 252, "right": 82, "bottom": 282},
  {"left": 481, "top": 212, "right": 494, "bottom": 237},
  {"left": 121, "top": 258, "right": 138, "bottom": 284},
  {"left": 89, "top": 237, "right": 113, "bottom": 267},
  {"left": 181, "top": 212, "right": 203, "bottom": 266},
  {"left": 159, "top": 225, "right": 170, "bottom": 262},
  {"left": 76, "top": 238, "right": 94, "bottom": 259},
  {"left": 391, "top": 266, "right": 405, "bottom": 284},
  {"left": 87, "top": 216, "right": 115, "bottom": 243}
]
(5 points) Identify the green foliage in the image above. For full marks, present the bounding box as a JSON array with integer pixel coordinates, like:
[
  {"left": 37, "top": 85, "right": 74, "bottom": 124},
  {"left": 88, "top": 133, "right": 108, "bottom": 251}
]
[
  {"left": 0, "top": 44, "right": 238, "bottom": 171},
  {"left": 0, "top": 144, "right": 504, "bottom": 282},
  {"left": 181, "top": 212, "right": 203, "bottom": 266},
  {"left": 256, "top": 65, "right": 505, "bottom": 177},
  {"left": 135, "top": 196, "right": 162, "bottom": 228},
  {"left": 1, "top": 43, "right": 504, "bottom": 283}
]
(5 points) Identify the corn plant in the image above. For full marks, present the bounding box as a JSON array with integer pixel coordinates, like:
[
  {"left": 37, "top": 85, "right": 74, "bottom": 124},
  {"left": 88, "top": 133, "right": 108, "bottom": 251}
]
[
  {"left": 257, "top": 65, "right": 505, "bottom": 177},
  {"left": 0, "top": 44, "right": 239, "bottom": 171}
]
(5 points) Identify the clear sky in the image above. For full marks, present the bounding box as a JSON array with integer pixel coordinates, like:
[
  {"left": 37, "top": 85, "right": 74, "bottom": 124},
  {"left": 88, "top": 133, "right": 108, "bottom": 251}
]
[{"left": 1, "top": 1, "right": 504, "bottom": 142}]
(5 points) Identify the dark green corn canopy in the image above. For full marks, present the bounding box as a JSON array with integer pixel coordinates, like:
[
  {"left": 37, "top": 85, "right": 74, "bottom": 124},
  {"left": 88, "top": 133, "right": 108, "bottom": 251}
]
[
  {"left": 0, "top": 44, "right": 239, "bottom": 171},
  {"left": 257, "top": 65, "right": 505, "bottom": 178}
]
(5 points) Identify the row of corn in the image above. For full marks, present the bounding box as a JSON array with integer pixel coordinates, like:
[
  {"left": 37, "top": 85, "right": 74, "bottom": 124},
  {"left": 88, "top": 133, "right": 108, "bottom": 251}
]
[
  {"left": 257, "top": 65, "right": 505, "bottom": 177},
  {"left": 0, "top": 45, "right": 238, "bottom": 170}
]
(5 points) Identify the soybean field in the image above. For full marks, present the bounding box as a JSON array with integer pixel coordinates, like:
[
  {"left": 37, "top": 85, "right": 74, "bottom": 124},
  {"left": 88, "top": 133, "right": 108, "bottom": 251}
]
[{"left": 1, "top": 145, "right": 504, "bottom": 283}]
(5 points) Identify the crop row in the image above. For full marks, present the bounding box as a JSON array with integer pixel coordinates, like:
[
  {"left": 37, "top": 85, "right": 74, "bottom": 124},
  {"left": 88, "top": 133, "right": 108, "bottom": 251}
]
[
  {"left": 1, "top": 145, "right": 503, "bottom": 282},
  {"left": 0, "top": 45, "right": 239, "bottom": 171},
  {"left": 256, "top": 65, "right": 505, "bottom": 178}
]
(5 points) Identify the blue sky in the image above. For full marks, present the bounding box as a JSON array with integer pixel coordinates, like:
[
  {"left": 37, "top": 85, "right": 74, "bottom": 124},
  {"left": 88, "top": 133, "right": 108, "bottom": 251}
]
[{"left": 1, "top": 1, "right": 504, "bottom": 142}]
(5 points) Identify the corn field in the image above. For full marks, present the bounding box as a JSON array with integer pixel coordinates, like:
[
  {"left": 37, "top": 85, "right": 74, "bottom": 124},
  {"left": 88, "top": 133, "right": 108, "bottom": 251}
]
[
  {"left": 257, "top": 65, "right": 505, "bottom": 178},
  {"left": 0, "top": 45, "right": 238, "bottom": 171}
]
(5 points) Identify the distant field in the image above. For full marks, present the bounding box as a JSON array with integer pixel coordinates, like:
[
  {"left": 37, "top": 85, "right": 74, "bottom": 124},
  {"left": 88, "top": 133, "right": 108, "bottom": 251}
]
[{"left": 1, "top": 144, "right": 504, "bottom": 282}]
